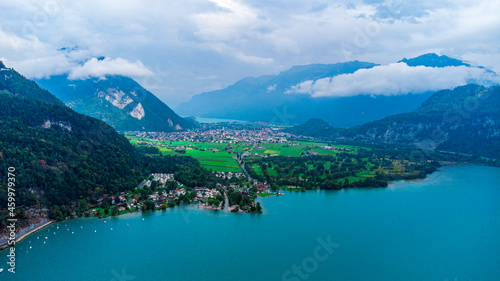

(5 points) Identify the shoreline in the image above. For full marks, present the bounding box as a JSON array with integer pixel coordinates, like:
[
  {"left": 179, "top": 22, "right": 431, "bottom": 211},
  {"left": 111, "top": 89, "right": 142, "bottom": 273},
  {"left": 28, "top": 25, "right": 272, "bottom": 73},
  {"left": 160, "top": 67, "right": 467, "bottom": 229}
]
[
  {"left": 197, "top": 204, "right": 224, "bottom": 211},
  {"left": 0, "top": 163, "right": 465, "bottom": 250},
  {"left": 0, "top": 220, "right": 53, "bottom": 251}
]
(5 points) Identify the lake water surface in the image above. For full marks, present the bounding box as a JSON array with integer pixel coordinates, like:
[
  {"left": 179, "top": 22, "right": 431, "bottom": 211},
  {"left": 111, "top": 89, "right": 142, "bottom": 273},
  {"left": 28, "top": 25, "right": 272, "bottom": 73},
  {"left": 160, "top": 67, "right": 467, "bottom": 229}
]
[{"left": 3, "top": 165, "right": 500, "bottom": 281}]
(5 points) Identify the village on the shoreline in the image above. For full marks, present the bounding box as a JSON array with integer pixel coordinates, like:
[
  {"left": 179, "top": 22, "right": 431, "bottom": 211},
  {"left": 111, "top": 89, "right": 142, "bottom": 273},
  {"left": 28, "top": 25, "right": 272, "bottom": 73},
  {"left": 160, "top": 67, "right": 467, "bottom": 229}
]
[{"left": 86, "top": 172, "right": 271, "bottom": 219}]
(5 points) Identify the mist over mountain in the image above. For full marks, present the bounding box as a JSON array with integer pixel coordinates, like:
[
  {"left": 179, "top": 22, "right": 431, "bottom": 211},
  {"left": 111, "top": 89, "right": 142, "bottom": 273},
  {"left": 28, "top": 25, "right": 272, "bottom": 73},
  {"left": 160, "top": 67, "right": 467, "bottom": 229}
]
[
  {"left": 36, "top": 74, "right": 196, "bottom": 132},
  {"left": 177, "top": 54, "right": 497, "bottom": 127}
]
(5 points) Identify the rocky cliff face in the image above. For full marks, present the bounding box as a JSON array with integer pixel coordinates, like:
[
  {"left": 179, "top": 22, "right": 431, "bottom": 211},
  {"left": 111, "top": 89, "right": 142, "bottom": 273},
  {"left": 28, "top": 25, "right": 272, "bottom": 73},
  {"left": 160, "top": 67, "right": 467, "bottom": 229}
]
[{"left": 36, "top": 75, "right": 196, "bottom": 132}]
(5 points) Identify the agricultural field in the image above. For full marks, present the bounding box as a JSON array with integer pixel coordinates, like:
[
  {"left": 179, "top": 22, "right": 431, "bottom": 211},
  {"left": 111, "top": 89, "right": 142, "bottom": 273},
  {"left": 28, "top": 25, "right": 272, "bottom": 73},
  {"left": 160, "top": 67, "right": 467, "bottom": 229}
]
[
  {"left": 159, "top": 146, "right": 242, "bottom": 173},
  {"left": 249, "top": 141, "right": 365, "bottom": 157},
  {"left": 127, "top": 135, "right": 435, "bottom": 187}
]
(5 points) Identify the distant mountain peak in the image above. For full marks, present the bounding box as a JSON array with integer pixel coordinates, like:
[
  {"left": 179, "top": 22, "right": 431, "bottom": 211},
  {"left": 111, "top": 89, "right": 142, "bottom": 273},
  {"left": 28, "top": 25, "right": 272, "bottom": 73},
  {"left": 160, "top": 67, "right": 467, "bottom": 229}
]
[{"left": 399, "top": 53, "right": 470, "bottom": 67}]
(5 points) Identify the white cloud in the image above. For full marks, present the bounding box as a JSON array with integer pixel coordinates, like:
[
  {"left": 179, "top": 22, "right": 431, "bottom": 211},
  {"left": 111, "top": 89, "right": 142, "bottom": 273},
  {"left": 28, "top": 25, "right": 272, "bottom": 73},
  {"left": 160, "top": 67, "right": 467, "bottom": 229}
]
[
  {"left": 68, "top": 57, "right": 153, "bottom": 80},
  {"left": 267, "top": 84, "right": 277, "bottom": 92},
  {"left": 193, "top": 0, "right": 258, "bottom": 42},
  {"left": 2, "top": 54, "right": 74, "bottom": 79},
  {"left": 234, "top": 52, "right": 274, "bottom": 65},
  {"left": 288, "top": 63, "right": 500, "bottom": 98},
  {"left": 0, "top": 0, "right": 499, "bottom": 106}
]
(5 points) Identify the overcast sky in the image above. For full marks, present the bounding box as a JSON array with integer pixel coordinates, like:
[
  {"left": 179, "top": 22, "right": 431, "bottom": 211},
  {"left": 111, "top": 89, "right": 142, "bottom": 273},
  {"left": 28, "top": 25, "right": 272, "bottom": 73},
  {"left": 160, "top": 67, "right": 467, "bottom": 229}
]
[{"left": 1, "top": 0, "right": 499, "bottom": 107}]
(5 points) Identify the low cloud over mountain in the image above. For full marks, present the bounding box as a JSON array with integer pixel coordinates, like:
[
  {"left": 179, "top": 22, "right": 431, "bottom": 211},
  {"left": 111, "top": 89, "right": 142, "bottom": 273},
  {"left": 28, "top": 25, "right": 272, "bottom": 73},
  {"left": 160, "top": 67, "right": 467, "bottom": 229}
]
[
  {"left": 288, "top": 62, "right": 499, "bottom": 98},
  {"left": 68, "top": 57, "right": 153, "bottom": 80}
]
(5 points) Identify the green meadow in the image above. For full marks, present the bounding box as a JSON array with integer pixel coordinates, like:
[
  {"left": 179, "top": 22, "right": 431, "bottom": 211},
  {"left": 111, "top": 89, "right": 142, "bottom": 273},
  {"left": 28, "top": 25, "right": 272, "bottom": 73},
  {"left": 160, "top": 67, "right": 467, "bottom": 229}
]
[{"left": 127, "top": 136, "right": 369, "bottom": 175}]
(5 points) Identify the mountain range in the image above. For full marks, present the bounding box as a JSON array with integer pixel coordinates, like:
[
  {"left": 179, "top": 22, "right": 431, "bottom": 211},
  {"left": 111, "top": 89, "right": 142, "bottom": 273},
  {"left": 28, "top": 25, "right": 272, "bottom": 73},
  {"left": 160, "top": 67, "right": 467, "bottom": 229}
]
[
  {"left": 36, "top": 73, "right": 196, "bottom": 132},
  {"left": 287, "top": 84, "right": 500, "bottom": 159},
  {"left": 177, "top": 53, "right": 495, "bottom": 127}
]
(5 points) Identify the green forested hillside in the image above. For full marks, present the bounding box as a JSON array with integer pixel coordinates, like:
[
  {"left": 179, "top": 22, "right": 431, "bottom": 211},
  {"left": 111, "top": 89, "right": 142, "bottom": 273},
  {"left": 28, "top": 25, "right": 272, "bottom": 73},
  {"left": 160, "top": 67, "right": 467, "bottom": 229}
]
[
  {"left": 284, "top": 118, "right": 337, "bottom": 138},
  {"left": 0, "top": 61, "right": 64, "bottom": 106},
  {"left": 0, "top": 64, "right": 219, "bottom": 230}
]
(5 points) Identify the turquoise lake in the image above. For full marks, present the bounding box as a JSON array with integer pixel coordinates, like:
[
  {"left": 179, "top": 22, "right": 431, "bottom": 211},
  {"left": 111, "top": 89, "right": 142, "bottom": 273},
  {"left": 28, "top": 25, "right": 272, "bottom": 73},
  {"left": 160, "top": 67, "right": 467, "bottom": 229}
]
[{"left": 2, "top": 164, "right": 500, "bottom": 281}]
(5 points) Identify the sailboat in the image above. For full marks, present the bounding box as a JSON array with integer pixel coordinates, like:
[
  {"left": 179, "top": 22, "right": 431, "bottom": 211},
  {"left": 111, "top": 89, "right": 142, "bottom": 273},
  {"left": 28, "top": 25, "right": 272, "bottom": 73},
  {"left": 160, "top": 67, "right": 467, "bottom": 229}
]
[{"left": 127, "top": 222, "right": 129, "bottom": 227}]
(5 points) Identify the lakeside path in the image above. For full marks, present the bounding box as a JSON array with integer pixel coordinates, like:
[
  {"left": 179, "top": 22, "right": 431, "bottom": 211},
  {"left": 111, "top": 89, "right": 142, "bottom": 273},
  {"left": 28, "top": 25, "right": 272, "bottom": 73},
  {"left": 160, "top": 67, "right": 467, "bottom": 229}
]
[
  {"left": 0, "top": 220, "right": 53, "bottom": 251},
  {"left": 16, "top": 220, "right": 54, "bottom": 243}
]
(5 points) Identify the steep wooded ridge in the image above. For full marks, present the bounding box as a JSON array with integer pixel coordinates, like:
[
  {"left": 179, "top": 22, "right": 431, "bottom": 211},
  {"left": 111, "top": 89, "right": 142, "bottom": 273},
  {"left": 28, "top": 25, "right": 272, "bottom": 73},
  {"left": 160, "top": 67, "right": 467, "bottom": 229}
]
[
  {"left": 0, "top": 62, "right": 217, "bottom": 230},
  {"left": 36, "top": 74, "right": 197, "bottom": 132},
  {"left": 0, "top": 61, "right": 64, "bottom": 106},
  {"left": 345, "top": 84, "right": 500, "bottom": 158}
]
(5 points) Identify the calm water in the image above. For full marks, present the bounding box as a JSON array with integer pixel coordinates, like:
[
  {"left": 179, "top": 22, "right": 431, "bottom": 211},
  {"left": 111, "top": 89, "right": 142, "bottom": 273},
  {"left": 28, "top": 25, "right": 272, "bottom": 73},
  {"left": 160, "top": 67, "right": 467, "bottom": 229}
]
[{"left": 2, "top": 165, "right": 500, "bottom": 281}]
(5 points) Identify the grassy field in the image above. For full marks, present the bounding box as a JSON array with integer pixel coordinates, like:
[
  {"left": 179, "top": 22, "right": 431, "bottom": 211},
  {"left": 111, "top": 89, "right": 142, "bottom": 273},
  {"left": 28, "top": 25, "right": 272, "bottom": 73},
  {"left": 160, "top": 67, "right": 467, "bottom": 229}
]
[
  {"left": 356, "top": 170, "right": 376, "bottom": 178},
  {"left": 252, "top": 164, "right": 263, "bottom": 176},
  {"left": 171, "top": 149, "right": 241, "bottom": 172},
  {"left": 127, "top": 136, "right": 370, "bottom": 175},
  {"left": 156, "top": 145, "right": 242, "bottom": 172},
  {"left": 257, "top": 192, "right": 275, "bottom": 197}
]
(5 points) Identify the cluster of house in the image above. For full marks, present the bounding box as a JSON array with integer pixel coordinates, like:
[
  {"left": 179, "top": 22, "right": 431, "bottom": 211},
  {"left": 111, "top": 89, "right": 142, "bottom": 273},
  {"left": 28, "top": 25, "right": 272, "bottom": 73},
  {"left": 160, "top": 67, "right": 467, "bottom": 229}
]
[
  {"left": 88, "top": 171, "right": 281, "bottom": 215},
  {"left": 316, "top": 145, "right": 352, "bottom": 152},
  {"left": 140, "top": 173, "right": 175, "bottom": 188},
  {"left": 230, "top": 181, "right": 271, "bottom": 192},
  {"left": 90, "top": 192, "right": 128, "bottom": 214},
  {"left": 91, "top": 187, "right": 223, "bottom": 214},
  {"left": 253, "top": 182, "right": 271, "bottom": 190},
  {"left": 214, "top": 171, "right": 246, "bottom": 179},
  {"left": 193, "top": 187, "right": 221, "bottom": 201}
]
